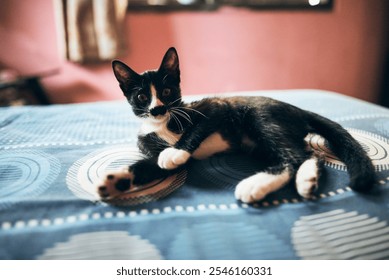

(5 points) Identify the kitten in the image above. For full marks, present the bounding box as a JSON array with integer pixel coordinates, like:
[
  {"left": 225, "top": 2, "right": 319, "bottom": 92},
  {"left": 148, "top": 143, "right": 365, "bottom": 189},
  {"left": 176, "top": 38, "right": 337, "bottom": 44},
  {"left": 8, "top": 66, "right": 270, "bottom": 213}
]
[{"left": 97, "top": 47, "right": 376, "bottom": 203}]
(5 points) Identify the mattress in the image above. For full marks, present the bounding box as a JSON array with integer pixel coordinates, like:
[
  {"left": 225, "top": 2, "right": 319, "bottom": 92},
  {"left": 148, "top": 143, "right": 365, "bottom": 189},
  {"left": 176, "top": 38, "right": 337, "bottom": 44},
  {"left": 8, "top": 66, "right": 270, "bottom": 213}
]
[{"left": 1, "top": 89, "right": 389, "bottom": 260}]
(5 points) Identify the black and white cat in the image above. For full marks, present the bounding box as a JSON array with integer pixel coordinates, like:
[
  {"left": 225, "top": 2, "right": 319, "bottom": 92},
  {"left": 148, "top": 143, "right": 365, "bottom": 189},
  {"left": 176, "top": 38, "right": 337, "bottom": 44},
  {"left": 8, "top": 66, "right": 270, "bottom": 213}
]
[{"left": 97, "top": 47, "right": 376, "bottom": 203}]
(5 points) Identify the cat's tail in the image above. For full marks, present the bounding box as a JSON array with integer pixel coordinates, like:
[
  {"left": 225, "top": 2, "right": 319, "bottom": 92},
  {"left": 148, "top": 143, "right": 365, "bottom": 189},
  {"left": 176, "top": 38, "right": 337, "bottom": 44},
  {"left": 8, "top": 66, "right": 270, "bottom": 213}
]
[{"left": 304, "top": 111, "right": 376, "bottom": 192}]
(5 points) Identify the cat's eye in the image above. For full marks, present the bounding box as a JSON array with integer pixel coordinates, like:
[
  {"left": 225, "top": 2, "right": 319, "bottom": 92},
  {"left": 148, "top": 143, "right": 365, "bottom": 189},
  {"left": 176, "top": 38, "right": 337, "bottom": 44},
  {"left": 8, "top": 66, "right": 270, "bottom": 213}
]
[
  {"left": 162, "top": 88, "right": 171, "bottom": 97},
  {"left": 137, "top": 94, "right": 148, "bottom": 103}
]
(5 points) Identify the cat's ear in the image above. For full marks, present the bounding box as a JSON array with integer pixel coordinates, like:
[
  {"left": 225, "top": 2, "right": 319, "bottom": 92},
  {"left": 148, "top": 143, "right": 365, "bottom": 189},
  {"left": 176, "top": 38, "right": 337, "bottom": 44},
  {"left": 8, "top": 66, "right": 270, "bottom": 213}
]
[
  {"left": 112, "top": 60, "right": 139, "bottom": 85},
  {"left": 158, "top": 47, "right": 180, "bottom": 81}
]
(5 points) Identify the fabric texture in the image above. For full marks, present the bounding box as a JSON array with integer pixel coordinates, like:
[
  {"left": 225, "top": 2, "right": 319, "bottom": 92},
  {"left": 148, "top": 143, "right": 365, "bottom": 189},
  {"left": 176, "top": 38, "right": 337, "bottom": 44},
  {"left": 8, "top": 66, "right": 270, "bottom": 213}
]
[{"left": 1, "top": 89, "right": 389, "bottom": 260}]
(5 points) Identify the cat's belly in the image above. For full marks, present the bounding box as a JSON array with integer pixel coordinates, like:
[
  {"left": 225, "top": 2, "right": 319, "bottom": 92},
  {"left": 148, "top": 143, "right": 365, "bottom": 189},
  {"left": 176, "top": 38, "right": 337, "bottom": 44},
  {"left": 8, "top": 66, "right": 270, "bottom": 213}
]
[{"left": 192, "top": 133, "right": 230, "bottom": 160}]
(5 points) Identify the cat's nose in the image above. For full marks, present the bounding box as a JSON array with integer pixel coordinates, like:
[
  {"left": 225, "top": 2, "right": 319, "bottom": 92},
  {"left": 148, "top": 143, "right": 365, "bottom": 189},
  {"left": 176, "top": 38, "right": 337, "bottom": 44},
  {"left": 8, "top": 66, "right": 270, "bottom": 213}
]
[{"left": 150, "top": 105, "right": 167, "bottom": 117}]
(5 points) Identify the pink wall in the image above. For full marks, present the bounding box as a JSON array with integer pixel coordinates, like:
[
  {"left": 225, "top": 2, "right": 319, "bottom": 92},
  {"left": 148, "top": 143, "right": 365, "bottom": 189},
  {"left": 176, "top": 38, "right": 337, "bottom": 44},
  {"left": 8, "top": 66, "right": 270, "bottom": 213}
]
[{"left": 1, "top": 0, "right": 388, "bottom": 104}]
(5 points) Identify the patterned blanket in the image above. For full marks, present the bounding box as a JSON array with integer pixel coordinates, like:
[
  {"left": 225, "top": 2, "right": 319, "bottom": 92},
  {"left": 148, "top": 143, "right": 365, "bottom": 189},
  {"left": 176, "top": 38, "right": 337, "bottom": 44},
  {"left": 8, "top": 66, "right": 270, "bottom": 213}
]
[{"left": 1, "top": 89, "right": 388, "bottom": 259}]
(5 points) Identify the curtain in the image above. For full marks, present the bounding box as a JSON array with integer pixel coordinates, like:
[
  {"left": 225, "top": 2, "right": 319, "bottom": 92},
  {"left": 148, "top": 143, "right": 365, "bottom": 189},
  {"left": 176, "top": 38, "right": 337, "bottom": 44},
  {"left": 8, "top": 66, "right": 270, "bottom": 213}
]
[{"left": 55, "top": 0, "right": 128, "bottom": 63}]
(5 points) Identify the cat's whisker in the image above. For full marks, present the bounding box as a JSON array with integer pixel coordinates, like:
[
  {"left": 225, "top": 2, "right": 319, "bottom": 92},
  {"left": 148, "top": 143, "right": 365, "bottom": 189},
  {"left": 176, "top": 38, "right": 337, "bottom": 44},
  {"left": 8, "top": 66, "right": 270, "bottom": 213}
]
[
  {"left": 171, "top": 109, "right": 193, "bottom": 125},
  {"left": 168, "top": 97, "right": 182, "bottom": 107},
  {"left": 163, "top": 74, "right": 169, "bottom": 84},
  {"left": 131, "top": 86, "right": 143, "bottom": 92},
  {"left": 171, "top": 108, "right": 192, "bottom": 121},
  {"left": 133, "top": 108, "right": 149, "bottom": 118},
  {"left": 172, "top": 111, "right": 185, "bottom": 129},
  {"left": 184, "top": 107, "right": 208, "bottom": 119},
  {"left": 169, "top": 111, "right": 184, "bottom": 132},
  {"left": 173, "top": 106, "right": 208, "bottom": 119},
  {"left": 133, "top": 108, "right": 148, "bottom": 113}
]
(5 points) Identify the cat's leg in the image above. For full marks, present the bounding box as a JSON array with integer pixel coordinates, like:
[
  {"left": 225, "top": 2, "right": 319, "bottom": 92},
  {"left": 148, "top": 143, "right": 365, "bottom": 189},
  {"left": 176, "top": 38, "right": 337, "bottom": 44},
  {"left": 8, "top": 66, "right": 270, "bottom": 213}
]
[
  {"left": 97, "top": 157, "right": 175, "bottom": 199},
  {"left": 157, "top": 132, "right": 230, "bottom": 169},
  {"left": 158, "top": 121, "right": 221, "bottom": 170},
  {"left": 235, "top": 144, "right": 323, "bottom": 202},
  {"left": 235, "top": 135, "right": 309, "bottom": 203},
  {"left": 295, "top": 153, "right": 324, "bottom": 198},
  {"left": 234, "top": 166, "right": 292, "bottom": 203}
]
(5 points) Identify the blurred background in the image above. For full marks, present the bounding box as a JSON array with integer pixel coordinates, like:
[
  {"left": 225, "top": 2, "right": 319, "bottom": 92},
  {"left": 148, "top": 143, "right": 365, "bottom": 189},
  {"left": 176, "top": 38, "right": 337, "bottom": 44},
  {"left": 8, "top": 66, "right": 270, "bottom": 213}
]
[{"left": 0, "top": 0, "right": 388, "bottom": 105}]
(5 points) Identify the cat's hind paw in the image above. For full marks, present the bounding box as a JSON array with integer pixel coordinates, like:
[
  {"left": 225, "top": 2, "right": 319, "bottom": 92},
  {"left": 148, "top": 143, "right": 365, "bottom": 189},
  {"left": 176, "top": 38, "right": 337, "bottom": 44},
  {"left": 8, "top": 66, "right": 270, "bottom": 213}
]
[
  {"left": 295, "top": 158, "right": 320, "bottom": 198},
  {"left": 97, "top": 169, "right": 134, "bottom": 200},
  {"left": 158, "top": 147, "right": 191, "bottom": 170},
  {"left": 235, "top": 175, "right": 269, "bottom": 203},
  {"left": 234, "top": 170, "right": 291, "bottom": 203}
]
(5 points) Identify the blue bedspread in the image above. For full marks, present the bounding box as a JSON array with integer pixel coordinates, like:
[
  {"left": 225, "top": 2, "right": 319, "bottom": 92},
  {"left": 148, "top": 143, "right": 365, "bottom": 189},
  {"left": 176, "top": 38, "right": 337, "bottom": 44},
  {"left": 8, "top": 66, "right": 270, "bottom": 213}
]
[{"left": 1, "top": 89, "right": 389, "bottom": 260}]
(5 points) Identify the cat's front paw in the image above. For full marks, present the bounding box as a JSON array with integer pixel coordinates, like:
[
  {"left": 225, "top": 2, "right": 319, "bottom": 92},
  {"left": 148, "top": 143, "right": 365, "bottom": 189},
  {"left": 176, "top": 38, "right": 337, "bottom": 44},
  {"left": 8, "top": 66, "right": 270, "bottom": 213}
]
[
  {"left": 97, "top": 169, "right": 135, "bottom": 200},
  {"left": 158, "top": 147, "right": 191, "bottom": 170}
]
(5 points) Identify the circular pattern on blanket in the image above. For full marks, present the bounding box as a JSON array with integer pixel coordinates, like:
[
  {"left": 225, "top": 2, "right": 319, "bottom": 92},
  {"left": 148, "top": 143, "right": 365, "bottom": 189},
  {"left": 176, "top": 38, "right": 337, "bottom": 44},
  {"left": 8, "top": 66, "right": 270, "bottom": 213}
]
[
  {"left": 291, "top": 209, "right": 389, "bottom": 259},
  {"left": 306, "top": 129, "right": 389, "bottom": 171},
  {"left": 190, "top": 154, "right": 261, "bottom": 190},
  {"left": 37, "top": 231, "right": 162, "bottom": 260},
  {"left": 167, "top": 221, "right": 294, "bottom": 259},
  {"left": 66, "top": 146, "right": 187, "bottom": 204},
  {"left": 0, "top": 150, "right": 61, "bottom": 210}
]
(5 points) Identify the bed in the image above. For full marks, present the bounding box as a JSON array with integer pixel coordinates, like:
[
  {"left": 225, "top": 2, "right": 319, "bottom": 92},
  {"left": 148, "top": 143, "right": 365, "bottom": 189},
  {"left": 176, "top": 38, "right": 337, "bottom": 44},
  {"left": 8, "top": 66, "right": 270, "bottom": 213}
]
[{"left": 1, "top": 89, "right": 389, "bottom": 260}]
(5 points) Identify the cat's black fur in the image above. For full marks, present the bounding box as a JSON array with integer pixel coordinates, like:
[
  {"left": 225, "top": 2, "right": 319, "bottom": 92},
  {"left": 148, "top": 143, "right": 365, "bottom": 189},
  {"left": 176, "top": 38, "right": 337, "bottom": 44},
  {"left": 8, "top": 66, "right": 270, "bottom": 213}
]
[{"left": 98, "top": 47, "right": 376, "bottom": 202}]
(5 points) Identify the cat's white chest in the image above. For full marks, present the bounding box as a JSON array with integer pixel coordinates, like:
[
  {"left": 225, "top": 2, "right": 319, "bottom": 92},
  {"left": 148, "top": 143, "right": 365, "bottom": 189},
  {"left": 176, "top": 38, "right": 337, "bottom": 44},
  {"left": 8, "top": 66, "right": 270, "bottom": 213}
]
[{"left": 139, "top": 119, "right": 181, "bottom": 145}]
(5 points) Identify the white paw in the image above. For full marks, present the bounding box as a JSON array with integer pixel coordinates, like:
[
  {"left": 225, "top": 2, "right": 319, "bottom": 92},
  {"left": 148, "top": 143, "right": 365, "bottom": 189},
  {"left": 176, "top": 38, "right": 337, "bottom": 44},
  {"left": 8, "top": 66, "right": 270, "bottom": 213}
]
[
  {"left": 296, "top": 180, "right": 318, "bottom": 198},
  {"left": 296, "top": 158, "right": 319, "bottom": 198},
  {"left": 235, "top": 171, "right": 290, "bottom": 203},
  {"left": 158, "top": 148, "right": 191, "bottom": 170},
  {"left": 235, "top": 176, "right": 268, "bottom": 203}
]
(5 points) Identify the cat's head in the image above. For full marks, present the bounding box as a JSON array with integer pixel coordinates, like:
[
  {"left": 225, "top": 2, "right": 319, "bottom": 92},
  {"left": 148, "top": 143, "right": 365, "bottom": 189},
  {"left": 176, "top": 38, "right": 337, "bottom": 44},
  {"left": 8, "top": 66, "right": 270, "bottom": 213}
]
[{"left": 112, "top": 47, "right": 182, "bottom": 121}]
